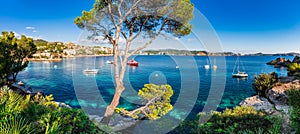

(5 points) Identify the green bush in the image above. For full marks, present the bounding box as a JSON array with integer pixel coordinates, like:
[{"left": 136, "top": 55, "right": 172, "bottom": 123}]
[
  {"left": 0, "top": 88, "right": 106, "bottom": 134},
  {"left": 288, "top": 63, "right": 300, "bottom": 74},
  {"left": 173, "top": 106, "right": 283, "bottom": 134},
  {"left": 0, "top": 115, "right": 35, "bottom": 134},
  {"left": 287, "top": 88, "right": 300, "bottom": 133},
  {"left": 253, "top": 73, "right": 277, "bottom": 97}
]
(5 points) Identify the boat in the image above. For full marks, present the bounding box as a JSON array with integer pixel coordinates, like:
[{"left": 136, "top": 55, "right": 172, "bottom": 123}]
[
  {"left": 212, "top": 65, "right": 217, "bottom": 70},
  {"left": 232, "top": 71, "right": 248, "bottom": 78},
  {"left": 17, "top": 81, "right": 24, "bottom": 86},
  {"left": 204, "top": 58, "right": 210, "bottom": 69},
  {"left": 83, "top": 57, "right": 99, "bottom": 74},
  {"left": 106, "top": 60, "right": 113, "bottom": 64},
  {"left": 127, "top": 59, "right": 139, "bottom": 66},
  {"left": 232, "top": 56, "right": 248, "bottom": 78},
  {"left": 204, "top": 65, "right": 210, "bottom": 69},
  {"left": 83, "top": 69, "right": 99, "bottom": 74},
  {"left": 212, "top": 58, "right": 217, "bottom": 70}
]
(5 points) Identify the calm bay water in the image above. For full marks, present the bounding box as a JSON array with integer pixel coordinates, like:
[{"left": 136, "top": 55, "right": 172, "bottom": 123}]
[{"left": 18, "top": 56, "right": 292, "bottom": 118}]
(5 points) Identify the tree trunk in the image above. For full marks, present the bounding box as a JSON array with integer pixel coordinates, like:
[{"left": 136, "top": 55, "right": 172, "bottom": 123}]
[
  {"left": 104, "top": 80, "right": 124, "bottom": 117},
  {"left": 103, "top": 26, "right": 125, "bottom": 117}
]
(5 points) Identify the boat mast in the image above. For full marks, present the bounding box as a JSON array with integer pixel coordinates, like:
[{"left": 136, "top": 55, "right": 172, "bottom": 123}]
[
  {"left": 237, "top": 56, "right": 240, "bottom": 72},
  {"left": 232, "top": 56, "right": 238, "bottom": 74}
]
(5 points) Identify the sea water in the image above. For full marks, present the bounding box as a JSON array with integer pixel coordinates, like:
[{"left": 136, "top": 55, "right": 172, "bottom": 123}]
[{"left": 18, "top": 55, "right": 292, "bottom": 118}]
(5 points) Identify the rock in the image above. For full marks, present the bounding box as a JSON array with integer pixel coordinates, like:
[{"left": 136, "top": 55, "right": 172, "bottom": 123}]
[
  {"left": 89, "top": 115, "right": 103, "bottom": 123},
  {"left": 240, "top": 95, "right": 275, "bottom": 114},
  {"left": 109, "top": 114, "right": 138, "bottom": 132},
  {"left": 292, "top": 79, "right": 300, "bottom": 84},
  {"left": 55, "top": 102, "right": 72, "bottom": 108},
  {"left": 266, "top": 87, "right": 289, "bottom": 105},
  {"left": 279, "top": 76, "right": 296, "bottom": 83},
  {"left": 292, "top": 56, "right": 300, "bottom": 63},
  {"left": 88, "top": 114, "right": 138, "bottom": 132},
  {"left": 275, "top": 105, "right": 289, "bottom": 114},
  {"left": 267, "top": 57, "right": 292, "bottom": 68}
]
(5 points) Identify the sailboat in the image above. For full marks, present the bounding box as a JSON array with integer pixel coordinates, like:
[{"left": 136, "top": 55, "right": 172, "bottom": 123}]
[
  {"left": 212, "top": 58, "right": 217, "bottom": 70},
  {"left": 83, "top": 69, "right": 99, "bottom": 74},
  {"left": 83, "top": 57, "right": 99, "bottom": 74},
  {"left": 232, "top": 56, "right": 248, "bottom": 78},
  {"left": 204, "top": 58, "right": 210, "bottom": 69}
]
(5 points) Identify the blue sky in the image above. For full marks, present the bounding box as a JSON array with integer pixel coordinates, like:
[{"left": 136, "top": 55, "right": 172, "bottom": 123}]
[{"left": 0, "top": 0, "right": 300, "bottom": 53}]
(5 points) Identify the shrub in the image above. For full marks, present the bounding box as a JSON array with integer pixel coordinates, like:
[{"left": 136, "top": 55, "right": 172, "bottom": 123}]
[
  {"left": 253, "top": 73, "right": 277, "bottom": 97},
  {"left": 0, "top": 115, "right": 34, "bottom": 134},
  {"left": 172, "top": 106, "right": 283, "bottom": 134},
  {"left": 287, "top": 88, "right": 300, "bottom": 133},
  {"left": 288, "top": 63, "right": 300, "bottom": 74},
  {"left": 0, "top": 87, "right": 105, "bottom": 134}
]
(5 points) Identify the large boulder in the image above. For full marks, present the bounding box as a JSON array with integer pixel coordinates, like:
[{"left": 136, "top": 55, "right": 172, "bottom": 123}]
[
  {"left": 267, "top": 57, "right": 291, "bottom": 68},
  {"left": 266, "top": 57, "right": 285, "bottom": 65},
  {"left": 268, "top": 80, "right": 300, "bottom": 105},
  {"left": 240, "top": 95, "right": 275, "bottom": 114}
]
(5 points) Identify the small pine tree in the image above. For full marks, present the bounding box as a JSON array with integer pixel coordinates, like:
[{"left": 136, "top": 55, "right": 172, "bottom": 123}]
[
  {"left": 116, "top": 84, "right": 173, "bottom": 120},
  {"left": 253, "top": 73, "right": 277, "bottom": 97}
]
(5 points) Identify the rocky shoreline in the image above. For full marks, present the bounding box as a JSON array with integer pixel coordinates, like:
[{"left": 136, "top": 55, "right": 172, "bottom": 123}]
[
  {"left": 240, "top": 78, "right": 299, "bottom": 132},
  {"left": 267, "top": 56, "right": 300, "bottom": 68}
]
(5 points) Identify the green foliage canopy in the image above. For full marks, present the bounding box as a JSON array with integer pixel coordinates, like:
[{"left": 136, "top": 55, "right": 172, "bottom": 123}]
[
  {"left": 116, "top": 84, "right": 174, "bottom": 120},
  {"left": 173, "top": 106, "right": 282, "bottom": 134},
  {"left": 0, "top": 31, "right": 37, "bottom": 84},
  {"left": 0, "top": 87, "right": 105, "bottom": 134},
  {"left": 253, "top": 73, "right": 278, "bottom": 97},
  {"left": 288, "top": 63, "right": 300, "bottom": 76},
  {"left": 287, "top": 88, "right": 300, "bottom": 133},
  {"left": 74, "top": 0, "right": 194, "bottom": 45}
]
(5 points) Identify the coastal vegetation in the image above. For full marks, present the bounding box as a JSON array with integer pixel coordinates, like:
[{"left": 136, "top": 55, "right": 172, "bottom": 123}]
[
  {"left": 116, "top": 84, "right": 173, "bottom": 120},
  {"left": 253, "top": 72, "right": 278, "bottom": 97},
  {"left": 173, "top": 106, "right": 282, "bottom": 133},
  {"left": 287, "top": 88, "right": 300, "bottom": 133},
  {"left": 74, "top": 0, "right": 194, "bottom": 117},
  {"left": 288, "top": 63, "right": 300, "bottom": 76},
  {"left": 0, "top": 86, "right": 106, "bottom": 134},
  {"left": 0, "top": 32, "right": 37, "bottom": 85}
]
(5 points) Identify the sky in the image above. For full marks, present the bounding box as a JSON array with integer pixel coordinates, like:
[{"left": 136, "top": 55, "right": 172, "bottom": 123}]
[{"left": 0, "top": 0, "right": 300, "bottom": 54}]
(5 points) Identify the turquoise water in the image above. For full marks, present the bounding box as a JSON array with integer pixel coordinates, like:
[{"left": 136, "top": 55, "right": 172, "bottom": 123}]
[{"left": 18, "top": 56, "right": 292, "bottom": 118}]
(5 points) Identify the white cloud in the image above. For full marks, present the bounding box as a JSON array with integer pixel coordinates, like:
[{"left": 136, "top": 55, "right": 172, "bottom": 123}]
[
  {"left": 25, "top": 27, "right": 35, "bottom": 30},
  {"left": 12, "top": 32, "right": 21, "bottom": 39},
  {"left": 32, "top": 30, "right": 37, "bottom": 33},
  {"left": 12, "top": 31, "right": 41, "bottom": 40},
  {"left": 187, "top": 38, "right": 195, "bottom": 42},
  {"left": 174, "top": 37, "right": 180, "bottom": 41}
]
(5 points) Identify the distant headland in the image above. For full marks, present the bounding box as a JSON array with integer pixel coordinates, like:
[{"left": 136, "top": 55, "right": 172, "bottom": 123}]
[{"left": 28, "top": 39, "right": 299, "bottom": 61}]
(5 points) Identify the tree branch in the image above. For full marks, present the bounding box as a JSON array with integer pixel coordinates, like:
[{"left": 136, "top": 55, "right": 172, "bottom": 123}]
[
  {"left": 129, "top": 21, "right": 167, "bottom": 57},
  {"left": 126, "top": 94, "right": 164, "bottom": 117},
  {"left": 118, "top": 49, "right": 123, "bottom": 67},
  {"left": 131, "top": 16, "right": 149, "bottom": 42},
  {"left": 107, "top": 1, "right": 118, "bottom": 28},
  {"left": 119, "top": 0, "right": 142, "bottom": 26},
  {"left": 118, "top": 0, "right": 124, "bottom": 19}
]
